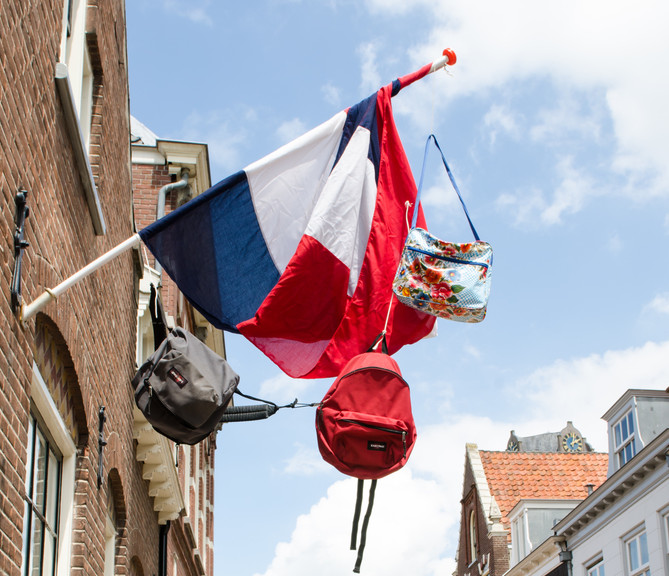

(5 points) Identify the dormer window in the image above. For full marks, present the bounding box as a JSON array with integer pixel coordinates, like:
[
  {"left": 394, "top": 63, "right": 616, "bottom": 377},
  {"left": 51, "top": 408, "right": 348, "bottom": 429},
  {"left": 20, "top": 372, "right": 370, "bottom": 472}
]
[{"left": 613, "top": 409, "right": 636, "bottom": 468}]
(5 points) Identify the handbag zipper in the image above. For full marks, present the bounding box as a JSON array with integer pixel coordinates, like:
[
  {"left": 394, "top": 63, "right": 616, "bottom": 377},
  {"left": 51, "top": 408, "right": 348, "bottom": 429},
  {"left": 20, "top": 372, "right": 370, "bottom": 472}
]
[
  {"left": 340, "top": 419, "right": 407, "bottom": 458},
  {"left": 406, "top": 245, "right": 489, "bottom": 270}
]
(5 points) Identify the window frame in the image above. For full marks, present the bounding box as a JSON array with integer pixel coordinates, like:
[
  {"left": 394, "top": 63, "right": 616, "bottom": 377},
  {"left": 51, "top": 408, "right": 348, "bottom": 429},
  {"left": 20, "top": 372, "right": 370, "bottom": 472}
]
[
  {"left": 587, "top": 557, "right": 606, "bottom": 576},
  {"left": 22, "top": 364, "right": 76, "bottom": 576},
  {"left": 624, "top": 528, "right": 651, "bottom": 576},
  {"left": 613, "top": 409, "right": 636, "bottom": 468},
  {"left": 469, "top": 508, "right": 478, "bottom": 564}
]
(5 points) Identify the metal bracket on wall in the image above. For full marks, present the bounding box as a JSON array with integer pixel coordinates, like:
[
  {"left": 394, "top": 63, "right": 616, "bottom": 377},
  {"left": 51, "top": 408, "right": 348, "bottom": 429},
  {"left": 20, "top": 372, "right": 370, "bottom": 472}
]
[
  {"left": 11, "top": 189, "right": 30, "bottom": 314},
  {"left": 98, "top": 406, "right": 107, "bottom": 489}
]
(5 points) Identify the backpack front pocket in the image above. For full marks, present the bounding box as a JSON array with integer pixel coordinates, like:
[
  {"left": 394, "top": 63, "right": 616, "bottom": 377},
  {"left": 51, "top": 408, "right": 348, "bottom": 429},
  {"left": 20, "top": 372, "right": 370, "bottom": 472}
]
[{"left": 332, "top": 411, "right": 408, "bottom": 471}]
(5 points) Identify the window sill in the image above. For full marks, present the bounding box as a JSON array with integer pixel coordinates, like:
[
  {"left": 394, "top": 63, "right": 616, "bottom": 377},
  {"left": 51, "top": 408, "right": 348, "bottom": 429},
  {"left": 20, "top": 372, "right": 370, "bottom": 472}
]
[{"left": 55, "top": 62, "right": 106, "bottom": 235}]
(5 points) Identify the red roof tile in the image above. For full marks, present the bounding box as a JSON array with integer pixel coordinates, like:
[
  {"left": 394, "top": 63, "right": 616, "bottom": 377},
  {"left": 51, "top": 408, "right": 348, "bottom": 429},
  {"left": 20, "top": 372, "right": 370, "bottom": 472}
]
[{"left": 478, "top": 450, "right": 609, "bottom": 527}]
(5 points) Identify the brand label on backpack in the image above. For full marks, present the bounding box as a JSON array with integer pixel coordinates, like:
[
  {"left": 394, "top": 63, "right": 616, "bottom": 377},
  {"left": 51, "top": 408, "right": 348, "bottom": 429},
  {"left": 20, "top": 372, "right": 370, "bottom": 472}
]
[
  {"left": 367, "top": 441, "right": 387, "bottom": 451},
  {"left": 168, "top": 367, "right": 188, "bottom": 388}
]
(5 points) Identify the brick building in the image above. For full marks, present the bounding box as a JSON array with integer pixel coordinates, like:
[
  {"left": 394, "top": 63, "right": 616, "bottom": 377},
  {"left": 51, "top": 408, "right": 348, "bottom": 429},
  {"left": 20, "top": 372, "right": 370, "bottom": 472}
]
[
  {"left": 455, "top": 425, "right": 609, "bottom": 576},
  {"left": 131, "top": 115, "right": 220, "bottom": 576},
  {"left": 1, "top": 2, "right": 221, "bottom": 575}
]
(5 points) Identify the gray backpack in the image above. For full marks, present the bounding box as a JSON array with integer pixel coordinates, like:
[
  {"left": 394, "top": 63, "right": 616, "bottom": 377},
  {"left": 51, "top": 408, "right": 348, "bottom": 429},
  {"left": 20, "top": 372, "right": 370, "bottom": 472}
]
[{"left": 132, "top": 327, "right": 240, "bottom": 445}]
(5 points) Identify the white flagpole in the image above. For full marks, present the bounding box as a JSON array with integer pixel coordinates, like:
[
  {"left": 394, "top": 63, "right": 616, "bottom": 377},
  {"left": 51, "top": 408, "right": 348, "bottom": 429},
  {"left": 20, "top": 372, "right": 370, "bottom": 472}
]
[
  {"left": 20, "top": 233, "right": 142, "bottom": 323},
  {"left": 429, "top": 48, "right": 457, "bottom": 74}
]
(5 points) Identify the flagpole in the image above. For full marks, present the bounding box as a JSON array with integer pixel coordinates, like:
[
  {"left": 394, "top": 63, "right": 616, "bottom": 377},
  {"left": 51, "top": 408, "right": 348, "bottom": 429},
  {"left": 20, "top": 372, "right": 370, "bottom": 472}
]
[
  {"left": 393, "top": 48, "right": 457, "bottom": 92},
  {"left": 20, "top": 233, "right": 142, "bottom": 323}
]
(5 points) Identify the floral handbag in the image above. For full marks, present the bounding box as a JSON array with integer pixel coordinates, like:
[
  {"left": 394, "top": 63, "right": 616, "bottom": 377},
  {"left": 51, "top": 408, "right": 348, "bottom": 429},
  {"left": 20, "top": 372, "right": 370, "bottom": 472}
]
[{"left": 392, "top": 135, "right": 492, "bottom": 323}]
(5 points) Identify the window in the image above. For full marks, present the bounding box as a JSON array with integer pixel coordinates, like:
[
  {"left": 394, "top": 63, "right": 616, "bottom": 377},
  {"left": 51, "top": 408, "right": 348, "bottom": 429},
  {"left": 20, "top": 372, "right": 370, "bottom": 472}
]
[
  {"left": 587, "top": 558, "right": 605, "bottom": 576},
  {"left": 56, "top": 0, "right": 106, "bottom": 235},
  {"left": 614, "top": 409, "right": 636, "bottom": 467},
  {"left": 60, "top": 0, "right": 89, "bottom": 119},
  {"left": 23, "top": 414, "right": 61, "bottom": 576},
  {"left": 22, "top": 365, "right": 76, "bottom": 576},
  {"left": 469, "top": 509, "right": 478, "bottom": 563},
  {"left": 626, "top": 530, "right": 650, "bottom": 576},
  {"left": 662, "top": 511, "right": 669, "bottom": 565}
]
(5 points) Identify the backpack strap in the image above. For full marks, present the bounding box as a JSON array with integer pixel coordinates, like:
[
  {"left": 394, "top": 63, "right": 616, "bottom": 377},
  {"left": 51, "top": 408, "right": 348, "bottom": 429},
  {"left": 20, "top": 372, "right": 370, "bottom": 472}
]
[
  {"left": 412, "top": 134, "right": 480, "bottom": 241},
  {"left": 149, "top": 284, "right": 167, "bottom": 350},
  {"left": 350, "top": 478, "right": 378, "bottom": 573},
  {"left": 220, "top": 389, "right": 319, "bottom": 423}
]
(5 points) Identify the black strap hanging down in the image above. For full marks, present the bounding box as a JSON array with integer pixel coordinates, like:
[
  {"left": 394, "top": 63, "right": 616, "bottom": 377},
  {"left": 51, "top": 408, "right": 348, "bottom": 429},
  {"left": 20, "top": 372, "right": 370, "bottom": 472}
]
[
  {"left": 350, "top": 478, "right": 377, "bottom": 573},
  {"left": 149, "top": 284, "right": 167, "bottom": 350}
]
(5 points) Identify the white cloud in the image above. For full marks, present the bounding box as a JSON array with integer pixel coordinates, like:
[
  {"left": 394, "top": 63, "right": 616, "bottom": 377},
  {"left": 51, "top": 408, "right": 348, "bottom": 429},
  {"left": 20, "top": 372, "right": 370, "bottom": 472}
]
[
  {"left": 358, "top": 42, "right": 382, "bottom": 96},
  {"left": 644, "top": 293, "right": 669, "bottom": 316},
  {"left": 282, "top": 443, "right": 332, "bottom": 476},
  {"left": 258, "top": 373, "right": 319, "bottom": 404},
  {"left": 161, "top": 0, "right": 213, "bottom": 26},
  {"left": 513, "top": 340, "right": 669, "bottom": 449},
  {"left": 180, "top": 109, "right": 251, "bottom": 173},
  {"left": 321, "top": 82, "right": 342, "bottom": 109},
  {"left": 276, "top": 118, "right": 308, "bottom": 145},
  {"left": 497, "top": 156, "right": 597, "bottom": 226},
  {"left": 607, "top": 233, "right": 622, "bottom": 253},
  {"left": 256, "top": 470, "right": 454, "bottom": 576},
  {"left": 386, "top": 0, "right": 669, "bottom": 199},
  {"left": 483, "top": 104, "right": 521, "bottom": 147},
  {"left": 529, "top": 91, "right": 605, "bottom": 145},
  {"left": 257, "top": 340, "right": 669, "bottom": 575}
]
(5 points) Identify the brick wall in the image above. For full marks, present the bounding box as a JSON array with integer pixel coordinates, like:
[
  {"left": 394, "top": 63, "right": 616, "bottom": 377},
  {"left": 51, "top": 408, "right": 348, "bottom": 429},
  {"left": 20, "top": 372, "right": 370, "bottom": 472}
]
[{"left": 0, "top": 1, "right": 163, "bottom": 575}]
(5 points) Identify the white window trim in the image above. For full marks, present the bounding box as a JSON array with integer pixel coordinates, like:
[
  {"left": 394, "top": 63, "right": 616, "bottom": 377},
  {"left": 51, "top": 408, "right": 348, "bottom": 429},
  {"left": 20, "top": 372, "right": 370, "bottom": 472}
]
[
  {"left": 103, "top": 514, "right": 116, "bottom": 576},
  {"left": 586, "top": 557, "right": 605, "bottom": 576},
  {"left": 613, "top": 409, "right": 636, "bottom": 468},
  {"left": 56, "top": 0, "right": 105, "bottom": 235},
  {"left": 29, "top": 362, "right": 76, "bottom": 576},
  {"left": 624, "top": 526, "right": 650, "bottom": 576}
]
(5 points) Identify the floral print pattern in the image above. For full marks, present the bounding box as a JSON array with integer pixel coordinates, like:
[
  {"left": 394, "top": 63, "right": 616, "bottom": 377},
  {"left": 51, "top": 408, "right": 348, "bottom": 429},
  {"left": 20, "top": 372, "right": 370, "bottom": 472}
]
[{"left": 392, "top": 228, "right": 493, "bottom": 323}]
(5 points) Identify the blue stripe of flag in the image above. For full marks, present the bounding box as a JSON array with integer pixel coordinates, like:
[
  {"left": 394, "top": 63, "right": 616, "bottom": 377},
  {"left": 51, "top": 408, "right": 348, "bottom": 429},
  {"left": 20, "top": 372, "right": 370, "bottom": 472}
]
[{"left": 139, "top": 170, "right": 280, "bottom": 332}]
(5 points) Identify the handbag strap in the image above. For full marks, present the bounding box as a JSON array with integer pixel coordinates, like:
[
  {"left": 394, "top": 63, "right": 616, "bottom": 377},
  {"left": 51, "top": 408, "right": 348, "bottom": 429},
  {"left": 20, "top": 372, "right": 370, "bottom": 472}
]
[{"left": 413, "top": 134, "right": 480, "bottom": 241}]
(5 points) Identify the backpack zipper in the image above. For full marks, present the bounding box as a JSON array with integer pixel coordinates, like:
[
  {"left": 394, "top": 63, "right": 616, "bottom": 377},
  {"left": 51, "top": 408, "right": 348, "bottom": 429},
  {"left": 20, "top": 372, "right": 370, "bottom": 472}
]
[
  {"left": 340, "top": 419, "right": 407, "bottom": 458},
  {"left": 406, "top": 245, "right": 489, "bottom": 270}
]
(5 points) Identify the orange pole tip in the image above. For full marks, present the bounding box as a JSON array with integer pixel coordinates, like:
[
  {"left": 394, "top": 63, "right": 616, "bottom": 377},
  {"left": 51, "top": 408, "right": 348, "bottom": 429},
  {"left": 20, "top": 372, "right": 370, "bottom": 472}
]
[{"left": 442, "top": 48, "right": 457, "bottom": 65}]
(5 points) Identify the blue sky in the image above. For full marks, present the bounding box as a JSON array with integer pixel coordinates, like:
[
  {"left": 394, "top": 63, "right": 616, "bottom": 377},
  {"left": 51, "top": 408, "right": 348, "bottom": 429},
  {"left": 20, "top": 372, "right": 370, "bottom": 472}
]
[{"left": 126, "top": 2, "right": 669, "bottom": 574}]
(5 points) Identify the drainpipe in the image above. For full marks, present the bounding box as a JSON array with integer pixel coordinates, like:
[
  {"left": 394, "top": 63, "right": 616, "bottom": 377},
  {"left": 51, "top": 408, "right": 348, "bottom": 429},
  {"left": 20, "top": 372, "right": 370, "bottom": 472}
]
[
  {"left": 155, "top": 167, "right": 191, "bottom": 276},
  {"left": 159, "top": 521, "right": 170, "bottom": 576}
]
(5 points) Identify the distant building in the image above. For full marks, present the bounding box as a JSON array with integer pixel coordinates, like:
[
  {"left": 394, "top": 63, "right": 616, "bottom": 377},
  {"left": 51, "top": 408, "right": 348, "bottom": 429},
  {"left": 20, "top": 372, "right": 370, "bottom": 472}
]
[
  {"left": 455, "top": 389, "right": 669, "bottom": 576},
  {"left": 506, "top": 422, "right": 595, "bottom": 454}
]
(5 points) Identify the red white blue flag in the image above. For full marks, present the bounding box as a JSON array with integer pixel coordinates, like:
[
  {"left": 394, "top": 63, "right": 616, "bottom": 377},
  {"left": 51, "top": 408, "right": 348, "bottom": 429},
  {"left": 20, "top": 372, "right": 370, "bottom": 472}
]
[{"left": 139, "top": 75, "right": 436, "bottom": 378}]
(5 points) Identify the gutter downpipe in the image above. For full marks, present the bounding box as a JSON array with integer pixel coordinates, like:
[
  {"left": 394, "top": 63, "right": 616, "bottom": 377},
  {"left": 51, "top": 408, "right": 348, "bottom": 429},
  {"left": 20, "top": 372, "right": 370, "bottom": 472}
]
[
  {"left": 155, "top": 167, "right": 191, "bottom": 277},
  {"left": 159, "top": 521, "right": 170, "bottom": 576}
]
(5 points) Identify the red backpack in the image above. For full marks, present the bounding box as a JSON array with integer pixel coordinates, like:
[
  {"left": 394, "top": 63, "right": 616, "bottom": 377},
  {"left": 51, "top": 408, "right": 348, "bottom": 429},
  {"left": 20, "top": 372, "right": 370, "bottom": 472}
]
[{"left": 316, "top": 334, "right": 416, "bottom": 572}]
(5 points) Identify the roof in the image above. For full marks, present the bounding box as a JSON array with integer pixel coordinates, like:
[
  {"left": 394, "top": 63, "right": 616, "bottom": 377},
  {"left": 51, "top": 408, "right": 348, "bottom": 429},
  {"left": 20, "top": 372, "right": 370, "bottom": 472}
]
[
  {"left": 130, "top": 115, "right": 159, "bottom": 146},
  {"left": 478, "top": 450, "right": 609, "bottom": 527}
]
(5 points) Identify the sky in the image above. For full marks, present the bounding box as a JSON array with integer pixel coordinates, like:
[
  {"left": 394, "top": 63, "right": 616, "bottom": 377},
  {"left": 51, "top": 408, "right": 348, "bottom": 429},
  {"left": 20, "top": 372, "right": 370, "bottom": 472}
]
[{"left": 125, "top": 2, "right": 669, "bottom": 575}]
